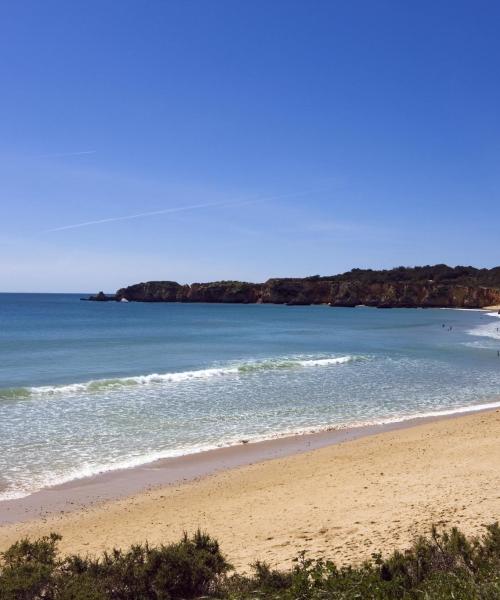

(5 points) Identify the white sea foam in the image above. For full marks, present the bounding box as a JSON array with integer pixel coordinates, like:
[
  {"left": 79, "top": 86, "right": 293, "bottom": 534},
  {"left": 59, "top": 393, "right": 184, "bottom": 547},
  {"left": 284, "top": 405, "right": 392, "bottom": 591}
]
[
  {"left": 0, "top": 440, "right": 223, "bottom": 502},
  {"left": 465, "top": 311, "right": 500, "bottom": 341},
  {"left": 2, "top": 355, "right": 359, "bottom": 400},
  {"left": 2, "top": 392, "right": 499, "bottom": 503},
  {"left": 27, "top": 367, "right": 239, "bottom": 396},
  {"left": 298, "top": 356, "right": 353, "bottom": 367},
  {"left": 356, "top": 398, "right": 500, "bottom": 426},
  {"left": 118, "top": 367, "right": 240, "bottom": 385},
  {"left": 29, "top": 382, "right": 89, "bottom": 395},
  {"left": 466, "top": 325, "right": 500, "bottom": 341},
  {"left": 440, "top": 307, "right": 489, "bottom": 312}
]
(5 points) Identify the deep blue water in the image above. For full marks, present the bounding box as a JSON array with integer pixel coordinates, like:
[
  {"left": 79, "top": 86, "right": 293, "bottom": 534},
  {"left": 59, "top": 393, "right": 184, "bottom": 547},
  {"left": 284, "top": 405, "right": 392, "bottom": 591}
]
[{"left": 1, "top": 293, "right": 499, "bottom": 500}]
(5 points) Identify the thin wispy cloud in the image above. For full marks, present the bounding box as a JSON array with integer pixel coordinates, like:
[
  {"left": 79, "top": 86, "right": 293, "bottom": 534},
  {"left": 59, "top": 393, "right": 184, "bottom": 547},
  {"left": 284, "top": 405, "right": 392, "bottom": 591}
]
[
  {"left": 306, "top": 220, "right": 366, "bottom": 233},
  {"left": 40, "top": 150, "right": 97, "bottom": 158},
  {"left": 42, "top": 190, "right": 317, "bottom": 234}
]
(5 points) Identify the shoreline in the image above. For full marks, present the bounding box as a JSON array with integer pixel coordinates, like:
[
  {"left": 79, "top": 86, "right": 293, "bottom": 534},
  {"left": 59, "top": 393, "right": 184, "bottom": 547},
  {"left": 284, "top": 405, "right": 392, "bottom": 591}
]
[
  {"left": 0, "top": 408, "right": 499, "bottom": 570},
  {"left": 1, "top": 399, "right": 499, "bottom": 526},
  {"left": 0, "top": 309, "right": 497, "bottom": 523}
]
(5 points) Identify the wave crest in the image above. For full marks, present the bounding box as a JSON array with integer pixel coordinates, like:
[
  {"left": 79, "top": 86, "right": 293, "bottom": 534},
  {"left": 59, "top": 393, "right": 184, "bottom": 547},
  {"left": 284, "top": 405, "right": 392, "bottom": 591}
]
[{"left": 0, "top": 355, "right": 361, "bottom": 400}]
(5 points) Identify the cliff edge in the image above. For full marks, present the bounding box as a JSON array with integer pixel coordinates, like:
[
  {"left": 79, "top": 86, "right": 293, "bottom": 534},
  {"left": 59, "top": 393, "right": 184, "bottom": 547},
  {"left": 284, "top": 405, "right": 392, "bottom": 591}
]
[{"left": 87, "top": 265, "right": 500, "bottom": 308}]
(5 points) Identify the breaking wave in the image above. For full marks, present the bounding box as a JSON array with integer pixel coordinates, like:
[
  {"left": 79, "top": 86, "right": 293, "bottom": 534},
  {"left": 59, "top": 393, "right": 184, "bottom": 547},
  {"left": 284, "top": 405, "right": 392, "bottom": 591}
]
[
  {"left": 466, "top": 311, "right": 500, "bottom": 342},
  {"left": 0, "top": 355, "right": 362, "bottom": 401}
]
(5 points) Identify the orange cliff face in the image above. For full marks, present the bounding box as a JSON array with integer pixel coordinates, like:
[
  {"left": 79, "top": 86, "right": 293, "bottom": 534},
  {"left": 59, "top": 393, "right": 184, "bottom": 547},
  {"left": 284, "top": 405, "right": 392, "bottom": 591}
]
[
  {"left": 102, "top": 268, "right": 500, "bottom": 308},
  {"left": 328, "top": 281, "right": 500, "bottom": 308}
]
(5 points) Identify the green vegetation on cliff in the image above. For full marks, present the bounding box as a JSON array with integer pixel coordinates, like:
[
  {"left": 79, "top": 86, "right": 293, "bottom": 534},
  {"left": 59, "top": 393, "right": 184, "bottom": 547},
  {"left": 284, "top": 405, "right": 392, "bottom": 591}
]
[
  {"left": 326, "top": 264, "right": 500, "bottom": 288},
  {"left": 90, "top": 264, "right": 500, "bottom": 308},
  {"left": 2, "top": 523, "right": 500, "bottom": 599}
]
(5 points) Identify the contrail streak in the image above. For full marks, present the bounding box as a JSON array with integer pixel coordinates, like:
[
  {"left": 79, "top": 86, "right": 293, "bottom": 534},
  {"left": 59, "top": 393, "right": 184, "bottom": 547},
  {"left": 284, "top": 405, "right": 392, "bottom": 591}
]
[
  {"left": 45, "top": 200, "right": 247, "bottom": 233},
  {"left": 41, "top": 150, "right": 97, "bottom": 158},
  {"left": 43, "top": 190, "right": 316, "bottom": 233}
]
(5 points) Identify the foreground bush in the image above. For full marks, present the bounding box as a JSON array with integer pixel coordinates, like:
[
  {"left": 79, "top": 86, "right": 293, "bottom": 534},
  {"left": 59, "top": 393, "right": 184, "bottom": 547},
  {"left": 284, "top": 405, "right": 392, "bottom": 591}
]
[
  {"left": 1, "top": 523, "right": 499, "bottom": 599},
  {"left": 0, "top": 530, "right": 230, "bottom": 600}
]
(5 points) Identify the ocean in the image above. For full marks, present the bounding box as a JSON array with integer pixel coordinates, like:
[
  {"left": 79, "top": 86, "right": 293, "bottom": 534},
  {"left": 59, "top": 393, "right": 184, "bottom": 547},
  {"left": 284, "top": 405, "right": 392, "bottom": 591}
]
[{"left": 1, "top": 293, "right": 499, "bottom": 502}]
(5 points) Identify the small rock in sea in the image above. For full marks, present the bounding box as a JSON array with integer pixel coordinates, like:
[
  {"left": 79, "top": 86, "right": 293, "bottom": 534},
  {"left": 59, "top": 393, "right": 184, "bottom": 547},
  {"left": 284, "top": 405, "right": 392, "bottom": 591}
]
[{"left": 240, "top": 439, "right": 249, "bottom": 444}]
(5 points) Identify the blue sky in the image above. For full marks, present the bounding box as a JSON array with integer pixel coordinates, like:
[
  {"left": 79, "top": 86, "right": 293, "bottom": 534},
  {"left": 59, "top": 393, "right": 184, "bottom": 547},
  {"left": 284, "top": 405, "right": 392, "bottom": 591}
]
[{"left": 1, "top": 1, "right": 499, "bottom": 292}]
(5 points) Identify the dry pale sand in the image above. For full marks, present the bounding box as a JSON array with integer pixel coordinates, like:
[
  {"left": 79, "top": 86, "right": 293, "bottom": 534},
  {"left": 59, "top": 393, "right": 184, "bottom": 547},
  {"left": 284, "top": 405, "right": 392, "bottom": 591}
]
[{"left": 1, "top": 410, "right": 499, "bottom": 571}]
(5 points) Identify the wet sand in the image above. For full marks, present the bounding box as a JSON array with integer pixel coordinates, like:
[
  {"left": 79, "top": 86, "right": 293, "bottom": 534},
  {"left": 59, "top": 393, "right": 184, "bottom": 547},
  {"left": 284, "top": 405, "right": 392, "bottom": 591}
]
[
  {"left": 0, "top": 415, "right": 466, "bottom": 525},
  {"left": 1, "top": 408, "right": 499, "bottom": 570}
]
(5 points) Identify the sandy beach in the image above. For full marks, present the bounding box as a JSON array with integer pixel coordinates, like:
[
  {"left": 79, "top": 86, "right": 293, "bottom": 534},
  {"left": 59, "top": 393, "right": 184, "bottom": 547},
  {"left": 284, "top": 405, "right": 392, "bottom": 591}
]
[{"left": 1, "top": 409, "right": 499, "bottom": 571}]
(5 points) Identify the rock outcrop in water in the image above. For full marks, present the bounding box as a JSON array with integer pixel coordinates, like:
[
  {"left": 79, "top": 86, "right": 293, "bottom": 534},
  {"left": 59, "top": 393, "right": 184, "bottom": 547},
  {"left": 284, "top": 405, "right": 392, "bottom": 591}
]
[{"left": 87, "top": 265, "right": 500, "bottom": 308}]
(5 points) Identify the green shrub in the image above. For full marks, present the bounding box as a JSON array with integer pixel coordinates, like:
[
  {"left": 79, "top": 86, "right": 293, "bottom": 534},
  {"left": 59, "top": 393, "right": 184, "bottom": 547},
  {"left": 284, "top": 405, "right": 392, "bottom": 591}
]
[
  {"left": 0, "top": 530, "right": 230, "bottom": 600},
  {"left": 0, "top": 533, "right": 61, "bottom": 600},
  {"left": 1, "top": 523, "right": 499, "bottom": 599}
]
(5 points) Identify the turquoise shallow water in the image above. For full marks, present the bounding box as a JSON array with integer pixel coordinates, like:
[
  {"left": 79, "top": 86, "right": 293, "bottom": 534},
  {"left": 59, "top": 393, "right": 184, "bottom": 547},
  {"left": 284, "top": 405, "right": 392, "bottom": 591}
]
[{"left": 1, "top": 293, "right": 500, "bottom": 501}]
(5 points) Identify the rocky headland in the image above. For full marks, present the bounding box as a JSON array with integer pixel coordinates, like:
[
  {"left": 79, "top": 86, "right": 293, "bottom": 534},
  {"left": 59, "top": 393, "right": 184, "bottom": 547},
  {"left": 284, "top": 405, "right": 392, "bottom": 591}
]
[{"left": 86, "top": 265, "right": 500, "bottom": 308}]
